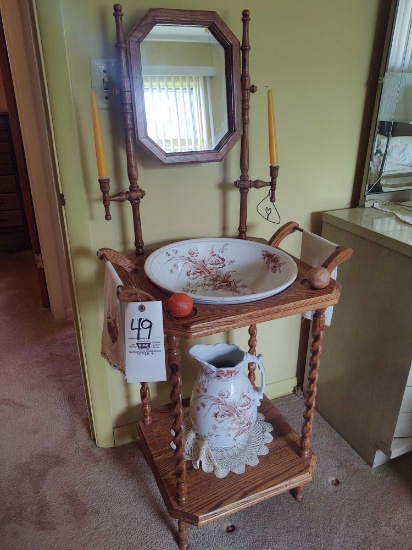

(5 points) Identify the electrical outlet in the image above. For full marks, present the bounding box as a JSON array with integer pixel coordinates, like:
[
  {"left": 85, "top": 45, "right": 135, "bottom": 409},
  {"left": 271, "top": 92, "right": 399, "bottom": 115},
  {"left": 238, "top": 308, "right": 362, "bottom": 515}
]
[{"left": 90, "top": 59, "right": 118, "bottom": 109}]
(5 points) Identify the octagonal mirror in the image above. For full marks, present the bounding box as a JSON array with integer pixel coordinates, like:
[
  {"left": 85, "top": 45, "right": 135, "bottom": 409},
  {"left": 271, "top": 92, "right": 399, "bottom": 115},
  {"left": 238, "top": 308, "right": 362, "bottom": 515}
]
[{"left": 127, "top": 9, "right": 242, "bottom": 164}]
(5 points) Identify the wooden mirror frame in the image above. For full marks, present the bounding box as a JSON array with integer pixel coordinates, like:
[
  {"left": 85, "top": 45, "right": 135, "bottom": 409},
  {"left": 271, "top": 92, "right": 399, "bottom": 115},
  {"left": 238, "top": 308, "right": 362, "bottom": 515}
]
[{"left": 127, "top": 8, "right": 242, "bottom": 164}]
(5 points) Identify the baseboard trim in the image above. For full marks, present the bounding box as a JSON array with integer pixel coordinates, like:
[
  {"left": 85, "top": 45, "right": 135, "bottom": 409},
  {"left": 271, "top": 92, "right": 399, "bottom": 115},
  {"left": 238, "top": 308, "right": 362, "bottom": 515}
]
[
  {"left": 113, "top": 423, "right": 138, "bottom": 447},
  {"left": 112, "top": 377, "right": 298, "bottom": 448},
  {"left": 264, "top": 377, "right": 298, "bottom": 400}
]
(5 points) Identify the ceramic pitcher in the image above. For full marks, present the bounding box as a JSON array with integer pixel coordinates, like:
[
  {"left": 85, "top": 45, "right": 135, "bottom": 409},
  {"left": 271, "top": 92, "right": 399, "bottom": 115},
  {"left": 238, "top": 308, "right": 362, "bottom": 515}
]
[{"left": 189, "top": 343, "right": 266, "bottom": 449}]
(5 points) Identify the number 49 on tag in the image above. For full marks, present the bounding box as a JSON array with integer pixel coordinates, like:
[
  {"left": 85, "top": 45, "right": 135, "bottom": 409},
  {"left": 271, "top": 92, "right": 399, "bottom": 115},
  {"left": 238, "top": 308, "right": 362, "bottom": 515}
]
[{"left": 124, "top": 301, "right": 167, "bottom": 383}]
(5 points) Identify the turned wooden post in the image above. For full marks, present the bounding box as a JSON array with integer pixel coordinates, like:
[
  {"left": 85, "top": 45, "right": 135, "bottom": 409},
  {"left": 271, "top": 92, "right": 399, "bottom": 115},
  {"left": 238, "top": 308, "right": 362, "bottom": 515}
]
[
  {"left": 140, "top": 382, "right": 152, "bottom": 426},
  {"left": 248, "top": 324, "right": 257, "bottom": 387},
  {"left": 240, "top": 10, "right": 251, "bottom": 187},
  {"left": 236, "top": 9, "right": 255, "bottom": 240},
  {"left": 113, "top": 4, "right": 145, "bottom": 255},
  {"left": 238, "top": 188, "right": 250, "bottom": 240},
  {"left": 177, "top": 520, "right": 188, "bottom": 550},
  {"left": 167, "top": 335, "right": 187, "bottom": 504},
  {"left": 300, "top": 308, "right": 326, "bottom": 459},
  {"left": 235, "top": 10, "right": 280, "bottom": 237}
]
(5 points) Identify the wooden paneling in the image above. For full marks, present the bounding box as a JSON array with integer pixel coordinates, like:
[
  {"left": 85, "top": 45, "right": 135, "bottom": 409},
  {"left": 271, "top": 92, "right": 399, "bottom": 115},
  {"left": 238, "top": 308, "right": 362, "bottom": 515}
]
[
  {"left": 0, "top": 191, "right": 19, "bottom": 210},
  {"left": 0, "top": 112, "right": 30, "bottom": 249}
]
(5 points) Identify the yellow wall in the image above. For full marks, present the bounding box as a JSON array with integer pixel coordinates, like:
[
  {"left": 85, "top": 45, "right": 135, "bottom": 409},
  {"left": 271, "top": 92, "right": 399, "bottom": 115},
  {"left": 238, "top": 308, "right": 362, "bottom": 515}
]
[{"left": 33, "top": 0, "right": 383, "bottom": 447}]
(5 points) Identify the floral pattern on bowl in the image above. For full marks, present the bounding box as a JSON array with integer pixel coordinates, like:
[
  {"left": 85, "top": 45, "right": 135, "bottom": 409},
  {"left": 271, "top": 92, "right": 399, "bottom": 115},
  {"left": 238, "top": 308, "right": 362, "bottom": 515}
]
[
  {"left": 144, "top": 238, "right": 298, "bottom": 304},
  {"left": 166, "top": 242, "right": 252, "bottom": 296}
]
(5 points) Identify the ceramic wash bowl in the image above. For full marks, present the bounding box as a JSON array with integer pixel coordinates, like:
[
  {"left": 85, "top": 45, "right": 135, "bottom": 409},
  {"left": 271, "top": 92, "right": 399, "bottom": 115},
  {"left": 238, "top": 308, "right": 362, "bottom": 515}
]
[{"left": 144, "top": 238, "right": 298, "bottom": 305}]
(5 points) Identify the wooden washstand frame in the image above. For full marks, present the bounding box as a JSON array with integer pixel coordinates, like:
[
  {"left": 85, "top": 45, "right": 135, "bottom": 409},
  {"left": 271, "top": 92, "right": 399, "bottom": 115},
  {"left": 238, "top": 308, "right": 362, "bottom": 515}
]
[{"left": 97, "top": 6, "right": 353, "bottom": 549}]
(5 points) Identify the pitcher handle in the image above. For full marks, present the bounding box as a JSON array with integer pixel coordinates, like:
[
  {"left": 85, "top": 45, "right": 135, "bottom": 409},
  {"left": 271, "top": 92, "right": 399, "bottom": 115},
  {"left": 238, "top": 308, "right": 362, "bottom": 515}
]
[{"left": 246, "top": 353, "right": 266, "bottom": 403}]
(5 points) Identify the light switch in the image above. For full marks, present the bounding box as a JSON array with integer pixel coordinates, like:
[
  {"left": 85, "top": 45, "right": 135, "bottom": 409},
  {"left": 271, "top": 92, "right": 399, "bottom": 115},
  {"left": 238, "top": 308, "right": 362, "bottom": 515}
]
[{"left": 90, "top": 59, "right": 118, "bottom": 109}]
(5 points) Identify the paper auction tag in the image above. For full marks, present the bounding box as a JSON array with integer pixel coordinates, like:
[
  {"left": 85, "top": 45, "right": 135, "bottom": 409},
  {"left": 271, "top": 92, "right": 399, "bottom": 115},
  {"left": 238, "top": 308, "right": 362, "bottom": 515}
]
[{"left": 124, "top": 301, "right": 167, "bottom": 383}]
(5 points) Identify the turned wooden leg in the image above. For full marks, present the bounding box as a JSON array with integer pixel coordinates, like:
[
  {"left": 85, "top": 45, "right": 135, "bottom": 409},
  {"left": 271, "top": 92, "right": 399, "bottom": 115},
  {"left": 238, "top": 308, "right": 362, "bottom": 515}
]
[
  {"left": 293, "top": 483, "right": 305, "bottom": 502},
  {"left": 248, "top": 324, "right": 257, "bottom": 387},
  {"left": 167, "top": 335, "right": 187, "bottom": 504},
  {"left": 140, "top": 382, "right": 152, "bottom": 425},
  {"left": 177, "top": 520, "right": 189, "bottom": 550},
  {"left": 238, "top": 187, "right": 249, "bottom": 240},
  {"left": 300, "top": 308, "right": 326, "bottom": 459}
]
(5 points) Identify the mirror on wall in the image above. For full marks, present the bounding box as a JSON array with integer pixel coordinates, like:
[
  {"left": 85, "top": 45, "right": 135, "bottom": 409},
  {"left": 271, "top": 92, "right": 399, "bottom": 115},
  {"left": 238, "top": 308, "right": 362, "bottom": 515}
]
[
  {"left": 363, "top": 0, "right": 412, "bottom": 197},
  {"left": 127, "top": 9, "right": 242, "bottom": 164}
]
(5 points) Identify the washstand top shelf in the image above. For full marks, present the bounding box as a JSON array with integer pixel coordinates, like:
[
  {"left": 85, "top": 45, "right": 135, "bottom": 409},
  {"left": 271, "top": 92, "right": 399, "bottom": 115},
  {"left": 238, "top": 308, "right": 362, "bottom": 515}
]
[{"left": 111, "top": 249, "right": 341, "bottom": 339}]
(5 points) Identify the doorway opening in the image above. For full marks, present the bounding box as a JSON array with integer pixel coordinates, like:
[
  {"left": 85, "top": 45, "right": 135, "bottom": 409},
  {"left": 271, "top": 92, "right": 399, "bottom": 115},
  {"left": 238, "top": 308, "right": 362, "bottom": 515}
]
[{"left": 0, "top": 14, "right": 49, "bottom": 308}]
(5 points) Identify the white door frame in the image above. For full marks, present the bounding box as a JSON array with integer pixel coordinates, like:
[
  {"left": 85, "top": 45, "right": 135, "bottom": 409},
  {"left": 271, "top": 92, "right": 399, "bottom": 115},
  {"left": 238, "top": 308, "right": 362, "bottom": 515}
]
[{"left": 0, "top": 0, "right": 72, "bottom": 320}]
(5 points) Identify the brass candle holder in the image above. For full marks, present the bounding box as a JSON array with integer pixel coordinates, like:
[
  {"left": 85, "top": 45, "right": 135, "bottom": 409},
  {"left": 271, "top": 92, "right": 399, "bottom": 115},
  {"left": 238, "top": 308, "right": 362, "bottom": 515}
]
[
  {"left": 98, "top": 177, "right": 112, "bottom": 220},
  {"left": 255, "top": 164, "right": 281, "bottom": 225},
  {"left": 234, "top": 164, "right": 280, "bottom": 238},
  {"left": 269, "top": 163, "right": 279, "bottom": 203}
]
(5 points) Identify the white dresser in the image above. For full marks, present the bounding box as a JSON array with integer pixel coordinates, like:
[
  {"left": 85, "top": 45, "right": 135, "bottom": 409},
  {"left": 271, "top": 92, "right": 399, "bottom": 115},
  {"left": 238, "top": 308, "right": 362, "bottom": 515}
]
[{"left": 310, "top": 207, "right": 412, "bottom": 467}]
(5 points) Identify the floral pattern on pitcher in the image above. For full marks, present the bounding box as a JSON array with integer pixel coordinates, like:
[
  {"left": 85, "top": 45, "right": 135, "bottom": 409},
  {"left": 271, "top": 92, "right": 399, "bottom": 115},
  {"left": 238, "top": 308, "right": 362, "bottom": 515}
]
[
  {"left": 189, "top": 343, "right": 266, "bottom": 448},
  {"left": 200, "top": 364, "right": 239, "bottom": 379},
  {"left": 193, "top": 388, "right": 254, "bottom": 444}
]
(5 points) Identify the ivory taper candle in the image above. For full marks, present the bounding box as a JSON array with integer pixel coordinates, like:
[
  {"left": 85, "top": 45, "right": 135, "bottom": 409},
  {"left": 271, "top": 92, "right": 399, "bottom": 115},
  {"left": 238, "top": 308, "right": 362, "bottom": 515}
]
[
  {"left": 91, "top": 90, "right": 108, "bottom": 178},
  {"left": 267, "top": 88, "right": 278, "bottom": 165}
]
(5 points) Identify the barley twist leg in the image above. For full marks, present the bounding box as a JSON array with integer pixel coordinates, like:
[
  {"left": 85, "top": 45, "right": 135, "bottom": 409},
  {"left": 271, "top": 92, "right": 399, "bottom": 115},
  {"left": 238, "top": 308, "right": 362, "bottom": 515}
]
[
  {"left": 248, "top": 324, "right": 257, "bottom": 387},
  {"left": 167, "top": 335, "right": 187, "bottom": 504},
  {"left": 140, "top": 382, "right": 152, "bottom": 425},
  {"left": 300, "top": 308, "right": 326, "bottom": 459},
  {"left": 177, "top": 520, "right": 188, "bottom": 550}
]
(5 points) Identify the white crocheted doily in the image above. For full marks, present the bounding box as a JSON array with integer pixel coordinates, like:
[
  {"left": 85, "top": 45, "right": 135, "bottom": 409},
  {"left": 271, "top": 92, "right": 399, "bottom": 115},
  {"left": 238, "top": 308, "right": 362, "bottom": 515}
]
[{"left": 171, "top": 409, "right": 274, "bottom": 478}]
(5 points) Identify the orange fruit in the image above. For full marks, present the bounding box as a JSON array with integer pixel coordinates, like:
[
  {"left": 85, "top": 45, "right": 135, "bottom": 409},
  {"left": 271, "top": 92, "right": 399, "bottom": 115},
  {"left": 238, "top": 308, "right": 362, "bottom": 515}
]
[{"left": 167, "top": 293, "right": 194, "bottom": 317}]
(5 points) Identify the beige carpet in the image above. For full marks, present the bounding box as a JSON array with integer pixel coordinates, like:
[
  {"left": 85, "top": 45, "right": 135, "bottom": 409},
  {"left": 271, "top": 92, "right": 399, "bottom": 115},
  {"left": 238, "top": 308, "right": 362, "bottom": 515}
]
[{"left": 1, "top": 251, "right": 411, "bottom": 550}]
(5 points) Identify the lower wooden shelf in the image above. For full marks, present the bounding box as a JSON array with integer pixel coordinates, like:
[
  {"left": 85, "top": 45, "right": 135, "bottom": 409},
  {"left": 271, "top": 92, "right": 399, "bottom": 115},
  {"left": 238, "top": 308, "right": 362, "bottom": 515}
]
[{"left": 137, "top": 395, "right": 316, "bottom": 527}]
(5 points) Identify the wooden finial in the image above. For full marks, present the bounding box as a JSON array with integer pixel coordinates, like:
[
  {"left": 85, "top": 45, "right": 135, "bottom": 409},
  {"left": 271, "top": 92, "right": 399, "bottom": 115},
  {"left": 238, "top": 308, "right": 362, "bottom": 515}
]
[
  {"left": 307, "top": 247, "right": 353, "bottom": 289},
  {"left": 307, "top": 267, "right": 331, "bottom": 289}
]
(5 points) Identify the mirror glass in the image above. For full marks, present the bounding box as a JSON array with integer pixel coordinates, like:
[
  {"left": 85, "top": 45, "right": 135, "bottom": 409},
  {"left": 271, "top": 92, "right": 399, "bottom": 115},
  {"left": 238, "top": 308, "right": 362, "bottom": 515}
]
[
  {"left": 141, "top": 25, "right": 228, "bottom": 154},
  {"left": 365, "top": 0, "right": 412, "bottom": 195},
  {"left": 127, "top": 9, "right": 241, "bottom": 164}
]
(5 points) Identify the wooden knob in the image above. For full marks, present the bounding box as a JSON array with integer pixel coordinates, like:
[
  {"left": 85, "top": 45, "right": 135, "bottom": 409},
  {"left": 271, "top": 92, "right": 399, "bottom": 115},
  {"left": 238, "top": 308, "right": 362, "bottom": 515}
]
[{"left": 307, "top": 267, "right": 331, "bottom": 289}]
